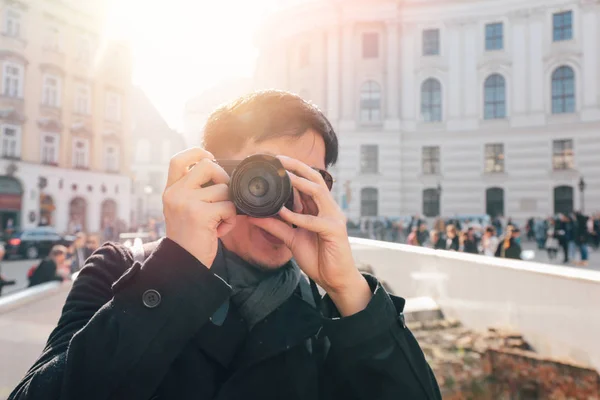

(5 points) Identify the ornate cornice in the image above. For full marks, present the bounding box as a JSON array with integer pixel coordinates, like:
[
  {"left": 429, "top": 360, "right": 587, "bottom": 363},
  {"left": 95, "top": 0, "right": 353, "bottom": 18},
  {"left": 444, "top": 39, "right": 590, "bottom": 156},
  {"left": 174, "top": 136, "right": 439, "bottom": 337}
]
[
  {"left": 37, "top": 117, "right": 63, "bottom": 132},
  {"left": 0, "top": 107, "right": 26, "bottom": 124},
  {"left": 0, "top": 50, "right": 28, "bottom": 65}
]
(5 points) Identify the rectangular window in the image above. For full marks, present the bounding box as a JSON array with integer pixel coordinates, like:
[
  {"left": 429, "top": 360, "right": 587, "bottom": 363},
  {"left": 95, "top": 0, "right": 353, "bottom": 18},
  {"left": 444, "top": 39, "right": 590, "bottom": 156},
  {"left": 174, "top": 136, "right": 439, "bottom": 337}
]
[
  {"left": 41, "top": 133, "right": 60, "bottom": 165},
  {"left": 105, "top": 91, "right": 122, "bottom": 121},
  {"left": 485, "top": 22, "right": 503, "bottom": 51},
  {"left": 74, "top": 84, "right": 91, "bottom": 114},
  {"left": 484, "top": 143, "right": 505, "bottom": 173},
  {"left": 42, "top": 74, "right": 61, "bottom": 107},
  {"left": 4, "top": 8, "right": 21, "bottom": 38},
  {"left": 553, "top": 11, "right": 572, "bottom": 42},
  {"left": 360, "top": 145, "right": 378, "bottom": 174},
  {"left": 72, "top": 139, "right": 89, "bottom": 169},
  {"left": 1, "top": 124, "right": 21, "bottom": 159},
  {"left": 552, "top": 139, "right": 574, "bottom": 170},
  {"left": 362, "top": 32, "right": 379, "bottom": 59},
  {"left": 422, "top": 29, "right": 440, "bottom": 56},
  {"left": 299, "top": 44, "right": 310, "bottom": 68},
  {"left": 422, "top": 146, "right": 440, "bottom": 174},
  {"left": 2, "top": 62, "right": 23, "bottom": 98},
  {"left": 104, "top": 145, "right": 119, "bottom": 172}
]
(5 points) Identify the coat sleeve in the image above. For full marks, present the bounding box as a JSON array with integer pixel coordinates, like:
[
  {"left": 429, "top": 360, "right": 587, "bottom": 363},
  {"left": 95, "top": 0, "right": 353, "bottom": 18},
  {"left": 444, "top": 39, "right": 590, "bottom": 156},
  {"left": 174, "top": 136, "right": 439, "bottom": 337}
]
[
  {"left": 9, "top": 239, "right": 231, "bottom": 400},
  {"left": 320, "top": 275, "right": 442, "bottom": 400}
]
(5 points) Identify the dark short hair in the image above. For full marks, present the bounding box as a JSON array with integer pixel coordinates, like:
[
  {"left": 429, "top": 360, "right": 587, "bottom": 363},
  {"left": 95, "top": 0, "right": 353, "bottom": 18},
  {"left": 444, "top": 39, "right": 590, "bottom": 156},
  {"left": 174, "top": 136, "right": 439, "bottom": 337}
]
[
  {"left": 50, "top": 245, "right": 67, "bottom": 258},
  {"left": 202, "top": 90, "right": 338, "bottom": 167}
]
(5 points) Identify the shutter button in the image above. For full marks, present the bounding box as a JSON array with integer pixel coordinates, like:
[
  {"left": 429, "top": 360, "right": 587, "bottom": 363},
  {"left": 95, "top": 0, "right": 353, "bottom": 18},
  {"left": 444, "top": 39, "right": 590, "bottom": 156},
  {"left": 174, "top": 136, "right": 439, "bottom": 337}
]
[{"left": 143, "top": 289, "right": 161, "bottom": 308}]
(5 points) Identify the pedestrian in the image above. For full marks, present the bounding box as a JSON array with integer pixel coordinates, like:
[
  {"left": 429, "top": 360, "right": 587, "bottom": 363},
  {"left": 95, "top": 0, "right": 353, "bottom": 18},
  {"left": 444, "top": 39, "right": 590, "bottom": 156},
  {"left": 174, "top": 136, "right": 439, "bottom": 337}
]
[
  {"left": 574, "top": 212, "right": 589, "bottom": 267},
  {"left": 526, "top": 217, "right": 535, "bottom": 241},
  {"left": 492, "top": 215, "right": 503, "bottom": 237},
  {"left": 28, "top": 245, "right": 69, "bottom": 287},
  {"left": 10, "top": 90, "right": 440, "bottom": 400},
  {"left": 534, "top": 218, "right": 547, "bottom": 250},
  {"left": 416, "top": 222, "right": 429, "bottom": 246},
  {"left": 445, "top": 224, "right": 459, "bottom": 251},
  {"left": 462, "top": 228, "right": 479, "bottom": 254},
  {"left": 84, "top": 234, "right": 100, "bottom": 259},
  {"left": 545, "top": 219, "right": 560, "bottom": 261},
  {"left": 69, "top": 232, "right": 87, "bottom": 273},
  {"left": 430, "top": 230, "right": 445, "bottom": 249},
  {"left": 495, "top": 226, "right": 522, "bottom": 259},
  {"left": 555, "top": 214, "right": 572, "bottom": 264},
  {"left": 481, "top": 226, "right": 499, "bottom": 257},
  {"left": 407, "top": 226, "right": 419, "bottom": 246}
]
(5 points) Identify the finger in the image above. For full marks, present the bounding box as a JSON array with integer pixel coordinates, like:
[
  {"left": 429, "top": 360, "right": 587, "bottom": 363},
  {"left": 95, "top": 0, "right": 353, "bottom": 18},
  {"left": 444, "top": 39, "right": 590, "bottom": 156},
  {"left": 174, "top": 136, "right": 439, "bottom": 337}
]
[
  {"left": 166, "top": 147, "right": 214, "bottom": 188},
  {"left": 182, "top": 158, "right": 230, "bottom": 188},
  {"left": 292, "top": 188, "right": 303, "bottom": 214},
  {"left": 197, "top": 183, "right": 230, "bottom": 203},
  {"left": 205, "top": 201, "right": 237, "bottom": 235},
  {"left": 278, "top": 206, "right": 328, "bottom": 234},
  {"left": 248, "top": 217, "right": 297, "bottom": 249},
  {"left": 288, "top": 172, "right": 333, "bottom": 215},
  {"left": 277, "top": 155, "right": 328, "bottom": 189}
]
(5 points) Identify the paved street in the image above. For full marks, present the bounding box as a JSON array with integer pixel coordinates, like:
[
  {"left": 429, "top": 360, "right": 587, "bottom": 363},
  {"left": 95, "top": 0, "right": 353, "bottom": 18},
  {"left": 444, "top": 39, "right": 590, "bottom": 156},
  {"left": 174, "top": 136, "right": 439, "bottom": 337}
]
[
  {"left": 521, "top": 241, "right": 600, "bottom": 272},
  {"left": 0, "top": 259, "right": 36, "bottom": 297}
]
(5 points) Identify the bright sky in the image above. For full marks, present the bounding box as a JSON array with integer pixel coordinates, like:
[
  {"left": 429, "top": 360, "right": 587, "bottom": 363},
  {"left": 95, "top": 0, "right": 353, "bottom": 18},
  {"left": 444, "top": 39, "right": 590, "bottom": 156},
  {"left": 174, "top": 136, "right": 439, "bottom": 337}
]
[{"left": 105, "top": 0, "right": 280, "bottom": 130}]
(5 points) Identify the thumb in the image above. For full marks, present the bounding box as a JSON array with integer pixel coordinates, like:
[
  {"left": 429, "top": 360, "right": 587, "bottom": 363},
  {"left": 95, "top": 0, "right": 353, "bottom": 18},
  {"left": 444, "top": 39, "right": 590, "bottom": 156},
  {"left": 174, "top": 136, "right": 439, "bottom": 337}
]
[{"left": 249, "top": 217, "right": 296, "bottom": 249}]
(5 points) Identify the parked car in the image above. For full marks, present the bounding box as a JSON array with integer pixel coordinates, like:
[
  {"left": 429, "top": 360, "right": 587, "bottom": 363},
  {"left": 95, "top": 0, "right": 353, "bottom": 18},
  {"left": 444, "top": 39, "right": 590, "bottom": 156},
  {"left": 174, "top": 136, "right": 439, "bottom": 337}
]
[{"left": 5, "top": 227, "right": 74, "bottom": 260}]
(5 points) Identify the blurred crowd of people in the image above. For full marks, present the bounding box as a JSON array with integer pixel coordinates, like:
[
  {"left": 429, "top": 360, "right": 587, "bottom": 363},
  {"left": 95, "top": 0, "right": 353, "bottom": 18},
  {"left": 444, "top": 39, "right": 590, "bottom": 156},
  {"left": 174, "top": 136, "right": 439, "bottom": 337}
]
[{"left": 353, "top": 212, "right": 599, "bottom": 265}]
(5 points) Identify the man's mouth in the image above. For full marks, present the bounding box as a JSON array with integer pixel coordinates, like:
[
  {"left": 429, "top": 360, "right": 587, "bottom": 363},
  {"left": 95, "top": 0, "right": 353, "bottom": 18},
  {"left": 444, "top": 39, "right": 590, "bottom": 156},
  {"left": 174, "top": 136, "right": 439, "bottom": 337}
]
[{"left": 258, "top": 228, "right": 284, "bottom": 245}]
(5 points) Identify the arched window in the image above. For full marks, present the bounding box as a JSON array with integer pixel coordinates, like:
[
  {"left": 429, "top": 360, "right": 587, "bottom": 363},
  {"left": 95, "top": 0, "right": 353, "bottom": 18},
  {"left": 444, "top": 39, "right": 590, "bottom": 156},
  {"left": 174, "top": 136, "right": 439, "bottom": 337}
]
[
  {"left": 486, "top": 187, "right": 504, "bottom": 218},
  {"left": 360, "top": 81, "right": 381, "bottom": 123},
  {"left": 554, "top": 186, "right": 574, "bottom": 215},
  {"left": 551, "top": 66, "right": 575, "bottom": 114},
  {"left": 484, "top": 74, "right": 506, "bottom": 119},
  {"left": 422, "top": 188, "right": 440, "bottom": 217},
  {"left": 360, "top": 187, "right": 378, "bottom": 217},
  {"left": 421, "top": 78, "right": 442, "bottom": 122}
]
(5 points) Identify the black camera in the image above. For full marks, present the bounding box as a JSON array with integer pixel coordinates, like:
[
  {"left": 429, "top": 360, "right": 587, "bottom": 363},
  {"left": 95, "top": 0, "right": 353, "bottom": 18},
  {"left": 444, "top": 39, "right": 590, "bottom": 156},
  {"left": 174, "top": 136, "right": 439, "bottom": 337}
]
[{"left": 213, "top": 154, "right": 294, "bottom": 218}]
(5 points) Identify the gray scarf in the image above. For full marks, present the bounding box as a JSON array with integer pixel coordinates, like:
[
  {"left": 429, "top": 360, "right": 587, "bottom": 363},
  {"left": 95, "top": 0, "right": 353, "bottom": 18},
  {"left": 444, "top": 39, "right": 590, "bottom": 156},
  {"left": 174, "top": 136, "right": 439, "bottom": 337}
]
[{"left": 220, "top": 245, "right": 302, "bottom": 329}]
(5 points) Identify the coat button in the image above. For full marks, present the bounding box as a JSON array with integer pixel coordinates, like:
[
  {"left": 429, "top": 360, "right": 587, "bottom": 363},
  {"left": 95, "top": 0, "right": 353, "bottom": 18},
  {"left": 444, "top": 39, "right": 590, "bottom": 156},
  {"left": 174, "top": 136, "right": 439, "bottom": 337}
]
[{"left": 143, "top": 289, "right": 161, "bottom": 308}]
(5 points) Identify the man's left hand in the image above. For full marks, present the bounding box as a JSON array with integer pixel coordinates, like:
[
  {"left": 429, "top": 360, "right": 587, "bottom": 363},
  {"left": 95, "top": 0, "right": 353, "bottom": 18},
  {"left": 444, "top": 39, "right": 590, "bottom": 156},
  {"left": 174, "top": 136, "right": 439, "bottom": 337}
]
[{"left": 248, "top": 156, "right": 372, "bottom": 317}]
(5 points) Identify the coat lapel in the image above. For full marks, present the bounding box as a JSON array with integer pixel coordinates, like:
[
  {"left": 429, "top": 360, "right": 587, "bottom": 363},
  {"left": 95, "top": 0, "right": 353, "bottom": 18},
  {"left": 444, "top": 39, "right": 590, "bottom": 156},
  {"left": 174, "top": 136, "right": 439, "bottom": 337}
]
[{"left": 233, "top": 293, "right": 322, "bottom": 371}]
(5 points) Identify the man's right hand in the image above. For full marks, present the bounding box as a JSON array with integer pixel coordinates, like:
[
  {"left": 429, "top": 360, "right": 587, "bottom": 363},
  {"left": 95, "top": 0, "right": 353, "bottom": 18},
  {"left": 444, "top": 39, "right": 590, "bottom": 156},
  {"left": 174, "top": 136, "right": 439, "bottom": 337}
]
[{"left": 163, "top": 147, "right": 237, "bottom": 268}]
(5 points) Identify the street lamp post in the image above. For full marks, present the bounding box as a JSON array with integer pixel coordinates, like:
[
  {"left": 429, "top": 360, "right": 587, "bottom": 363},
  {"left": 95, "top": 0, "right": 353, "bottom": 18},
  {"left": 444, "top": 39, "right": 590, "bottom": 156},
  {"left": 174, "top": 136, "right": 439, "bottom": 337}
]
[{"left": 578, "top": 177, "right": 586, "bottom": 213}]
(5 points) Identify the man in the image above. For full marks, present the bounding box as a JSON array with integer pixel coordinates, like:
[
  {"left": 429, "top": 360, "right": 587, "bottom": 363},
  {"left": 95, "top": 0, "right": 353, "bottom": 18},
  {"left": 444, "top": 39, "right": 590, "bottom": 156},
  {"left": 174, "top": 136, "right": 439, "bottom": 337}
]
[
  {"left": 417, "top": 222, "right": 429, "bottom": 247},
  {"left": 69, "top": 232, "right": 87, "bottom": 273},
  {"left": 10, "top": 91, "right": 440, "bottom": 400},
  {"left": 28, "top": 245, "right": 68, "bottom": 287},
  {"left": 462, "top": 228, "right": 479, "bottom": 254},
  {"left": 84, "top": 234, "right": 100, "bottom": 259}
]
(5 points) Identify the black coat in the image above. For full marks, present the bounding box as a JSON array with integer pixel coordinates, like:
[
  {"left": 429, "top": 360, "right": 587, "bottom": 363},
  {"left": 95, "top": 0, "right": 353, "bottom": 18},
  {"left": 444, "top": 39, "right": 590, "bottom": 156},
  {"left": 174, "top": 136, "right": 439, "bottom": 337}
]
[
  {"left": 10, "top": 239, "right": 441, "bottom": 400},
  {"left": 28, "top": 258, "right": 63, "bottom": 287},
  {"left": 494, "top": 238, "right": 522, "bottom": 259}
]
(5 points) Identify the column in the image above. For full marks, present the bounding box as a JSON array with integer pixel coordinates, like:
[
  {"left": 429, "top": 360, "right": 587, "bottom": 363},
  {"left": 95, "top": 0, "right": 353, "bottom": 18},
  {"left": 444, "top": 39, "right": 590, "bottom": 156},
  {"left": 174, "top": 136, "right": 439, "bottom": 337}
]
[
  {"left": 581, "top": 4, "right": 599, "bottom": 116},
  {"left": 400, "top": 23, "right": 416, "bottom": 128},
  {"left": 340, "top": 24, "right": 354, "bottom": 121},
  {"left": 463, "top": 22, "right": 478, "bottom": 118},
  {"left": 448, "top": 24, "right": 462, "bottom": 119},
  {"left": 511, "top": 13, "right": 529, "bottom": 119},
  {"left": 385, "top": 20, "right": 400, "bottom": 129},
  {"left": 528, "top": 12, "right": 544, "bottom": 114},
  {"left": 326, "top": 26, "right": 340, "bottom": 122}
]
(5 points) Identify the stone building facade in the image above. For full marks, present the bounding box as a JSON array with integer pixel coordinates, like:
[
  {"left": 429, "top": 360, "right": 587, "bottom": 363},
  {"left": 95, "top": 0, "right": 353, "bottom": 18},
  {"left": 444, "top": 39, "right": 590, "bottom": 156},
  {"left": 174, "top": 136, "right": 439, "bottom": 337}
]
[
  {"left": 254, "top": 0, "right": 600, "bottom": 223},
  {"left": 0, "top": 0, "right": 132, "bottom": 233}
]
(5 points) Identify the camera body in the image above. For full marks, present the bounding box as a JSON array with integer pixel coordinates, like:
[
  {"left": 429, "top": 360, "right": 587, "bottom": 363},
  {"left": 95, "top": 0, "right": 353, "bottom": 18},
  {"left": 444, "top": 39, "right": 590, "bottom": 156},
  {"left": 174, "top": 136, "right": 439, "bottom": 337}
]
[{"left": 213, "top": 154, "right": 294, "bottom": 218}]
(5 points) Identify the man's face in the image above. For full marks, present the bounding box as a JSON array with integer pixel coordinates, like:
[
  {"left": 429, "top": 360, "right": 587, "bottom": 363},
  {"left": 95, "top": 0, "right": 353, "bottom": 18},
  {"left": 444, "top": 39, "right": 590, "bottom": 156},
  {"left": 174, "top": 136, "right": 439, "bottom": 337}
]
[
  {"left": 55, "top": 253, "right": 66, "bottom": 265},
  {"left": 86, "top": 237, "right": 99, "bottom": 250},
  {"left": 220, "top": 130, "right": 326, "bottom": 270}
]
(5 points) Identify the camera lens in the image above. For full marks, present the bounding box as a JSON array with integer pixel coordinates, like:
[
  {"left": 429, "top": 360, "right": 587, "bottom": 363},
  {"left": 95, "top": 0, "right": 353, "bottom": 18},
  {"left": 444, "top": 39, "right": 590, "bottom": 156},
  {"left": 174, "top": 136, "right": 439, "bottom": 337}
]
[
  {"left": 248, "top": 176, "right": 269, "bottom": 198},
  {"left": 229, "top": 154, "right": 293, "bottom": 218}
]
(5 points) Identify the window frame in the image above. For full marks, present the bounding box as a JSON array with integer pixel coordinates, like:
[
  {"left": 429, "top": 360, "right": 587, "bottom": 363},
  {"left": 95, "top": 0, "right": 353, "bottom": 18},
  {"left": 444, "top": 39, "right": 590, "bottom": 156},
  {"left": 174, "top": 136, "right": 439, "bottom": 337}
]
[
  {"left": 104, "top": 144, "right": 119, "bottom": 172},
  {"left": 483, "top": 74, "right": 506, "bottom": 120},
  {"left": 360, "top": 145, "right": 379, "bottom": 174},
  {"left": 362, "top": 32, "right": 379, "bottom": 59},
  {"left": 2, "top": 61, "right": 24, "bottom": 98},
  {"left": 552, "top": 139, "right": 574, "bottom": 170},
  {"left": 422, "top": 146, "right": 440, "bottom": 175},
  {"left": 359, "top": 81, "right": 382, "bottom": 124},
  {"left": 552, "top": 10, "right": 573, "bottom": 42},
  {"left": 484, "top": 143, "right": 505, "bottom": 173},
  {"left": 41, "top": 132, "right": 60, "bottom": 165},
  {"left": 422, "top": 29, "right": 440, "bottom": 56},
  {"left": 485, "top": 22, "right": 503, "bottom": 51},
  {"left": 74, "top": 83, "right": 91, "bottom": 114},
  {"left": 421, "top": 78, "right": 442, "bottom": 122},
  {"left": 3, "top": 7, "right": 21, "bottom": 38},
  {"left": 42, "top": 73, "right": 61, "bottom": 107},
  {"left": 360, "top": 187, "right": 378, "bottom": 217},
  {"left": 551, "top": 66, "right": 575, "bottom": 114},
  {"left": 72, "top": 138, "right": 90, "bottom": 169},
  {"left": 105, "top": 91, "right": 122, "bottom": 122},
  {"left": 0, "top": 124, "right": 22, "bottom": 159}
]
